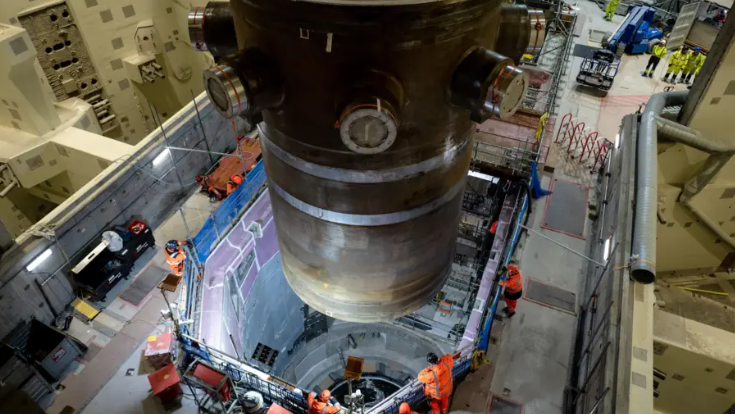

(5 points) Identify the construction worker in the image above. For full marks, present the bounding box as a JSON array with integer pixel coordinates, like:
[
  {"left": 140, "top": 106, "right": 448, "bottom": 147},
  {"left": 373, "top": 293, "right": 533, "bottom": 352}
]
[
  {"left": 663, "top": 46, "right": 690, "bottom": 83},
  {"left": 417, "top": 352, "right": 454, "bottom": 414},
  {"left": 604, "top": 0, "right": 620, "bottom": 21},
  {"left": 226, "top": 174, "right": 244, "bottom": 196},
  {"left": 399, "top": 403, "right": 419, "bottom": 414},
  {"left": 642, "top": 40, "right": 667, "bottom": 78},
  {"left": 500, "top": 261, "right": 523, "bottom": 317},
  {"left": 682, "top": 47, "right": 705, "bottom": 84},
  {"left": 307, "top": 390, "right": 341, "bottom": 414},
  {"left": 164, "top": 240, "right": 189, "bottom": 276}
]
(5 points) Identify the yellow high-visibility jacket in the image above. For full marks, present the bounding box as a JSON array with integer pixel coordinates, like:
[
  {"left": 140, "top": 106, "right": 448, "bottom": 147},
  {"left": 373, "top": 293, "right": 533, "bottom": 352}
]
[
  {"left": 606, "top": 0, "right": 620, "bottom": 13},
  {"left": 651, "top": 44, "right": 667, "bottom": 59},
  {"left": 669, "top": 49, "right": 690, "bottom": 69},
  {"left": 696, "top": 55, "right": 706, "bottom": 74},
  {"left": 684, "top": 53, "right": 705, "bottom": 73}
]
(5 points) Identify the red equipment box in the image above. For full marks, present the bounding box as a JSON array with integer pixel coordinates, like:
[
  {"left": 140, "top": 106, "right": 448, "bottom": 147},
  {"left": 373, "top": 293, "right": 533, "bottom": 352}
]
[
  {"left": 148, "top": 363, "right": 183, "bottom": 410},
  {"left": 192, "top": 363, "right": 232, "bottom": 402},
  {"left": 196, "top": 134, "right": 262, "bottom": 201},
  {"left": 144, "top": 332, "right": 173, "bottom": 370}
]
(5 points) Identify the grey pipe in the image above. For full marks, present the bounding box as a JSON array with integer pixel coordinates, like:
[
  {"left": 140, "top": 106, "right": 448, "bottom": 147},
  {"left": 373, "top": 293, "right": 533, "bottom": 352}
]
[
  {"left": 0, "top": 179, "right": 18, "bottom": 197},
  {"left": 655, "top": 116, "right": 735, "bottom": 249},
  {"left": 632, "top": 90, "right": 688, "bottom": 284},
  {"left": 634, "top": 91, "right": 735, "bottom": 283},
  {"left": 656, "top": 117, "right": 735, "bottom": 154}
]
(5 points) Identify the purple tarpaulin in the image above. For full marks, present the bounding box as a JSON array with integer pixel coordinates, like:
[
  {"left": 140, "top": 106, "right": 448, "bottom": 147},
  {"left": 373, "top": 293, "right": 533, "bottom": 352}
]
[
  {"left": 199, "top": 191, "right": 279, "bottom": 349},
  {"left": 459, "top": 194, "right": 516, "bottom": 350}
]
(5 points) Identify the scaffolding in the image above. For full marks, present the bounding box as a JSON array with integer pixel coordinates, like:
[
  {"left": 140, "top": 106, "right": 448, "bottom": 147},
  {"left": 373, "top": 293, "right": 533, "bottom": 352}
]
[{"left": 469, "top": 5, "right": 576, "bottom": 178}]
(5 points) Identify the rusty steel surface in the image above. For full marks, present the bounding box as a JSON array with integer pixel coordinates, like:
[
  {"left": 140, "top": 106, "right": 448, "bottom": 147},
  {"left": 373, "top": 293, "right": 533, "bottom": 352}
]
[{"left": 218, "top": 0, "right": 529, "bottom": 322}]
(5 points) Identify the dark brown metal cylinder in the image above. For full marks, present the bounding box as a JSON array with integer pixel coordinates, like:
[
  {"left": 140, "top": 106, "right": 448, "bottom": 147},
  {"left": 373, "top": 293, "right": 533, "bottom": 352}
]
[
  {"left": 189, "top": 2, "right": 238, "bottom": 57},
  {"left": 214, "top": 0, "right": 527, "bottom": 322}
]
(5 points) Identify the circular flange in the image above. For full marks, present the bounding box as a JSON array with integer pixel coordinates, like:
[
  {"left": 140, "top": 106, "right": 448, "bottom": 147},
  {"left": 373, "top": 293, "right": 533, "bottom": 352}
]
[
  {"left": 484, "top": 65, "right": 529, "bottom": 119},
  {"left": 339, "top": 104, "right": 398, "bottom": 154},
  {"left": 203, "top": 65, "right": 247, "bottom": 119},
  {"left": 187, "top": 7, "right": 206, "bottom": 51}
]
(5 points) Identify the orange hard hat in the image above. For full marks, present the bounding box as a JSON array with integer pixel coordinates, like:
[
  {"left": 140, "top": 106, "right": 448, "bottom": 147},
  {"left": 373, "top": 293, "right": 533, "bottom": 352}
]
[
  {"left": 320, "top": 390, "right": 331, "bottom": 402},
  {"left": 231, "top": 174, "right": 244, "bottom": 185},
  {"left": 399, "top": 403, "right": 411, "bottom": 414}
]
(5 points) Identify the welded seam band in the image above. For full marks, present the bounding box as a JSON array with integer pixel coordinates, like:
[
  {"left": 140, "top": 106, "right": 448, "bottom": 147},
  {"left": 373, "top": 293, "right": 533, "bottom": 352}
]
[
  {"left": 270, "top": 178, "right": 465, "bottom": 226},
  {"left": 258, "top": 126, "right": 468, "bottom": 183}
]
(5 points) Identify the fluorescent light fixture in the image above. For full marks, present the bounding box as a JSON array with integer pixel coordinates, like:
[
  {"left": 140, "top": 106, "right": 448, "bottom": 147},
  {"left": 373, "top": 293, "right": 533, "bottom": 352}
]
[
  {"left": 603, "top": 237, "right": 611, "bottom": 261},
  {"left": 468, "top": 170, "right": 497, "bottom": 182},
  {"left": 614, "top": 133, "right": 620, "bottom": 149},
  {"left": 26, "top": 248, "right": 52, "bottom": 272},
  {"left": 152, "top": 149, "right": 171, "bottom": 166}
]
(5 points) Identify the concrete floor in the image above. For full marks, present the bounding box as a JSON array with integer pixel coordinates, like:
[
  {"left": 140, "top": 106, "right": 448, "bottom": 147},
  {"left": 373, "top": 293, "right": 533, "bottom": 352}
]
[
  {"left": 44, "top": 191, "right": 217, "bottom": 414},
  {"left": 453, "top": 2, "right": 690, "bottom": 414}
]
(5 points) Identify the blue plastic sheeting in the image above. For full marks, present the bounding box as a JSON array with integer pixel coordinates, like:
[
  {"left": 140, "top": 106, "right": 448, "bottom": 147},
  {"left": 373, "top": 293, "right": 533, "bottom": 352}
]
[
  {"left": 191, "top": 160, "right": 267, "bottom": 262},
  {"left": 530, "top": 162, "right": 551, "bottom": 199}
]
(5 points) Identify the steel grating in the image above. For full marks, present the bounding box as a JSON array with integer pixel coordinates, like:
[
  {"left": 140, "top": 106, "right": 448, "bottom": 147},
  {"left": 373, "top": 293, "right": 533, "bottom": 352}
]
[
  {"left": 525, "top": 278, "right": 577, "bottom": 315},
  {"left": 541, "top": 178, "right": 589, "bottom": 239},
  {"left": 119, "top": 265, "right": 169, "bottom": 306},
  {"left": 488, "top": 395, "right": 523, "bottom": 414}
]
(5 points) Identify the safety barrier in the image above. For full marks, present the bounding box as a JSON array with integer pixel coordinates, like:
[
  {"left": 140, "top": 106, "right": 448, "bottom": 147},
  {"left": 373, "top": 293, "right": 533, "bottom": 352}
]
[
  {"left": 191, "top": 160, "right": 267, "bottom": 262},
  {"left": 368, "top": 349, "right": 473, "bottom": 414},
  {"left": 554, "top": 113, "right": 612, "bottom": 174}
]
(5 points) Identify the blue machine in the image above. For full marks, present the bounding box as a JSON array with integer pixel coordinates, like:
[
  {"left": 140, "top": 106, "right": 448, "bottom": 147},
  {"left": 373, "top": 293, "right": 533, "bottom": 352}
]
[{"left": 606, "top": 5, "right": 662, "bottom": 55}]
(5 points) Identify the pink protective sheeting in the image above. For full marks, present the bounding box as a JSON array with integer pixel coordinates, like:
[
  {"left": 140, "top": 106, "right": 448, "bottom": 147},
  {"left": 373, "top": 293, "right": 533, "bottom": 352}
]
[
  {"left": 459, "top": 194, "right": 517, "bottom": 351},
  {"left": 199, "top": 191, "right": 279, "bottom": 349}
]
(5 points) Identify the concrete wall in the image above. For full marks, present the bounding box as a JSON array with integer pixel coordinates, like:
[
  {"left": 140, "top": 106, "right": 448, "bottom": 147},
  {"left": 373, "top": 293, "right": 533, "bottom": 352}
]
[
  {"left": 234, "top": 253, "right": 306, "bottom": 372},
  {"left": 0, "top": 0, "right": 212, "bottom": 144},
  {"left": 655, "top": 283, "right": 735, "bottom": 334},
  {"left": 689, "top": 21, "right": 719, "bottom": 50},
  {"left": 0, "top": 92, "right": 246, "bottom": 339},
  {"left": 280, "top": 321, "right": 446, "bottom": 391},
  {"left": 660, "top": 15, "right": 735, "bottom": 274},
  {"left": 654, "top": 309, "right": 735, "bottom": 414}
]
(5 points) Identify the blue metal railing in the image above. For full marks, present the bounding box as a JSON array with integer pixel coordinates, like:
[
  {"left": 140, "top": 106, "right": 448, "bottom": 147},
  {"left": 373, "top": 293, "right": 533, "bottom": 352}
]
[
  {"left": 181, "top": 159, "right": 266, "bottom": 336},
  {"left": 371, "top": 191, "right": 527, "bottom": 414},
  {"left": 478, "top": 193, "right": 528, "bottom": 352}
]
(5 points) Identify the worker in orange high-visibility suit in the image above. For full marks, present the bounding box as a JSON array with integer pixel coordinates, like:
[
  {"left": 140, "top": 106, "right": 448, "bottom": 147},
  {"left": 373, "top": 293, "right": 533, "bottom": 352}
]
[
  {"left": 500, "top": 261, "right": 523, "bottom": 317},
  {"left": 417, "top": 352, "right": 454, "bottom": 414},
  {"left": 308, "top": 390, "right": 341, "bottom": 414},
  {"left": 164, "top": 240, "right": 189, "bottom": 276},
  {"left": 399, "top": 403, "right": 419, "bottom": 414},
  {"left": 227, "top": 174, "right": 244, "bottom": 196}
]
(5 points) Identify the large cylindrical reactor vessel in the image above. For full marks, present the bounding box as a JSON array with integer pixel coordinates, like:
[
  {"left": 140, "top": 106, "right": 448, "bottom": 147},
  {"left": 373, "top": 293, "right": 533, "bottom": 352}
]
[{"left": 201, "top": 0, "right": 530, "bottom": 322}]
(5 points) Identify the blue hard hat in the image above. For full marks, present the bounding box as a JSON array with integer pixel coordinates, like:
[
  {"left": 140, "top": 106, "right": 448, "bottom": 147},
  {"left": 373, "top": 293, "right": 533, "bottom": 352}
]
[
  {"left": 694, "top": 47, "right": 702, "bottom": 52},
  {"left": 166, "top": 240, "right": 178, "bottom": 251}
]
